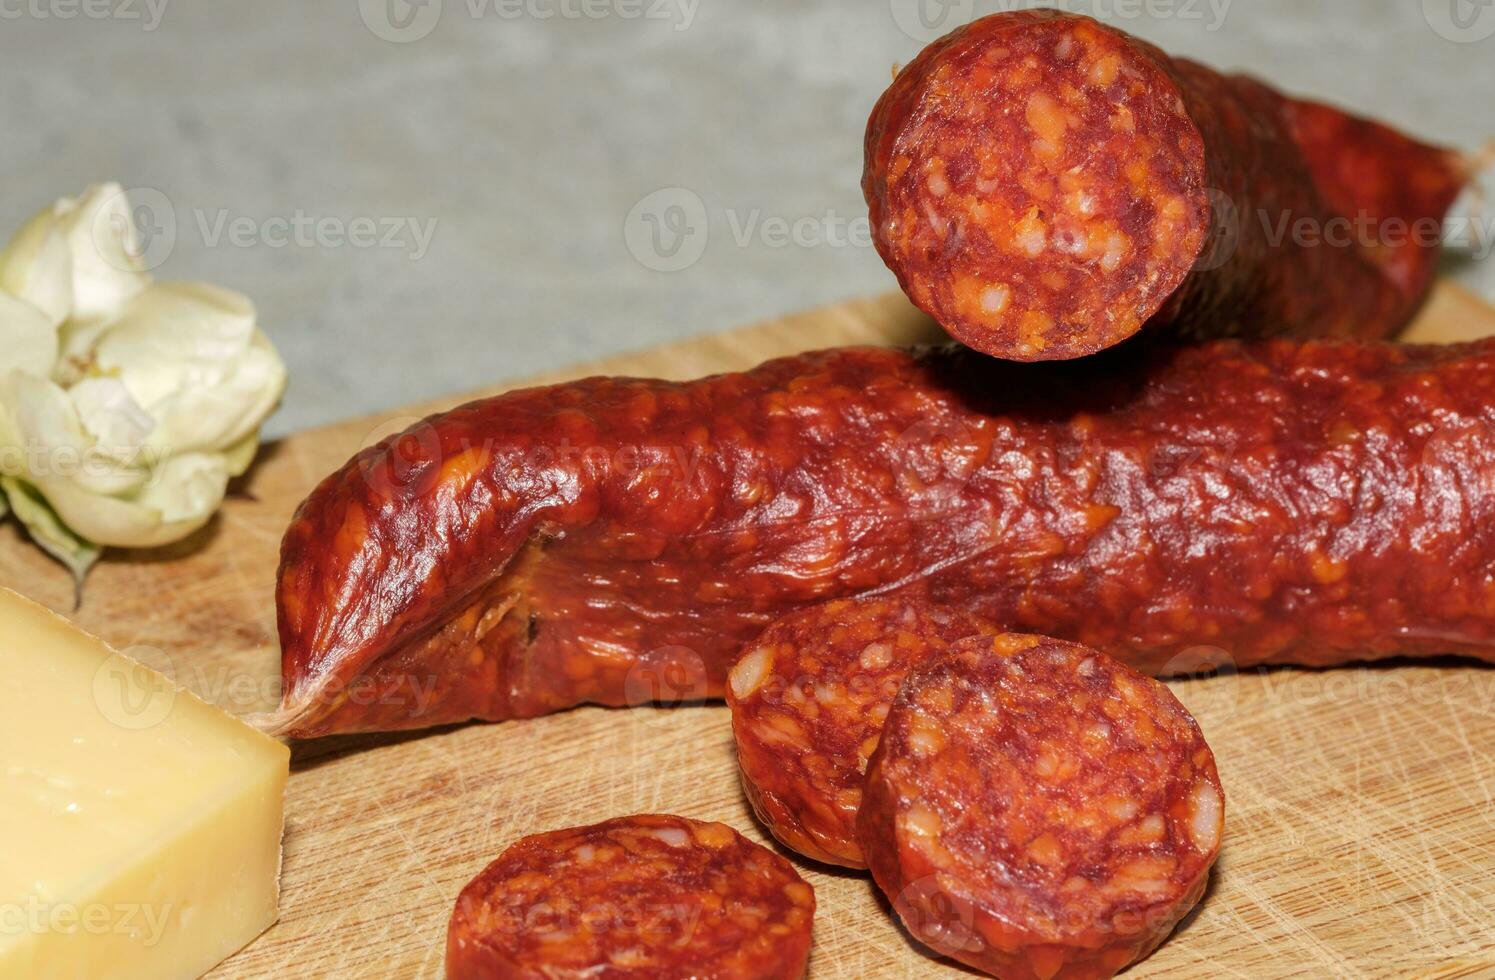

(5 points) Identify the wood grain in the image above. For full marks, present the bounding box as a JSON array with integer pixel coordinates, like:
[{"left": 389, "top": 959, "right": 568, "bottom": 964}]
[{"left": 4, "top": 283, "right": 1495, "bottom": 979}]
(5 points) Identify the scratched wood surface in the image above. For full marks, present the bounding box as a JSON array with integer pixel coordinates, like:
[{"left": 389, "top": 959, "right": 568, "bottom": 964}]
[{"left": 3, "top": 282, "right": 1495, "bottom": 979}]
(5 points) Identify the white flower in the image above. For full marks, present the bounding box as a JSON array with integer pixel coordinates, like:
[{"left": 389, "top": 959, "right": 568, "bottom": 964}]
[
  {"left": 0, "top": 183, "right": 149, "bottom": 331},
  {"left": 0, "top": 184, "right": 287, "bottom": 587}
]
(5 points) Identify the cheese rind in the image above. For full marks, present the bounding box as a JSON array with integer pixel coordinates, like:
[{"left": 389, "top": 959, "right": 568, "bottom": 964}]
[{"left": 0, "top": 587, "right": 289, "bottom": 980}]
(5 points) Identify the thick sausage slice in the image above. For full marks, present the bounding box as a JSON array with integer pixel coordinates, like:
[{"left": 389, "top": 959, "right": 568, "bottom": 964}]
[
  {"left": 446, "top": 814, "right": 815, "bottom": 979},
  {"left": 727, "top": 596, "right": 995, "bottom": 868},
  {"left": 858, "top": 635, "right": 1223, "bottom": 979},
  {"left": 865, "top": 10, "right": 1471, "bottom": 360}
]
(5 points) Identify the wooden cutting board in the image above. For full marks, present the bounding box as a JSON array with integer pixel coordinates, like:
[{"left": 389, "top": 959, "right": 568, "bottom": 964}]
[{"left": 4, "top": 281, "right": 1495, "bottom": 979}]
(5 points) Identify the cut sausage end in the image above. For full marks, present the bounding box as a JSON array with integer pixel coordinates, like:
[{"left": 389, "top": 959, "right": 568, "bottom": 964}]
[
  {"left": 858, "top": 634, "right": 1224, "bottom": 979},
  {"left": 865, "top": 11, "right": 1215, "bottom": 361}
]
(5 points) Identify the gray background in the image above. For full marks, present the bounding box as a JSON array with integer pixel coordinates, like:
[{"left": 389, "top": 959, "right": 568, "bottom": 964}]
[{"left": 5, "top": 0, "right": 1493, "bottom": 438}]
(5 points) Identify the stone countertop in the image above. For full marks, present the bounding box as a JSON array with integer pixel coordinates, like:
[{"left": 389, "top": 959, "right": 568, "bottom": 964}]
[{"left": 5, "top": 0, "right": 1493, "bottom": 437}]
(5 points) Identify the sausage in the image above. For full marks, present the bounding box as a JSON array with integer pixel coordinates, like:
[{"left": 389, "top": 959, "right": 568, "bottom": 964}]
[
  {"left": 446, "top": 814, "right": 815, "bottom": 980},
  {"left": 726, "top": 596, "right": 995, "bottom": 868},
  {"left": 269, "top": 337, "right": 1495, "bottom": 738},
  {"left": 857, "top": 634, "right": 1223, "bottom": 979},
  {"left": 864, "top": 10, "right": 1473, "bottom": 361}
]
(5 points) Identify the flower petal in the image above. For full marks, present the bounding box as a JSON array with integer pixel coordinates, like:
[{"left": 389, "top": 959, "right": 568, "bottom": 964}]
[
  {"left": 0, "top": 203, "right": 74, "bottom": 326},
  {"left": 94, "top": 282, "right": 286, "bottom": 455},
  {"left": 30, "top": 451, "right": 228, "bottom": 549},
  {"left": 0, "top": 371, "right": 88, "bottom": 459},
  {"left": 58, "top": 183, "right": 151, "bottom": 327},
  {"left": 0, "top": 293, "right": 60, "bottom": 378},
  {"left": 0, "top": 372, "right": 149, "bottom": 497},
  {"left": 221, "top": 431, "right": 261, "bottom": 478},
  {"left": 69, "top": 376, "right": 155, "bottom": 460}
]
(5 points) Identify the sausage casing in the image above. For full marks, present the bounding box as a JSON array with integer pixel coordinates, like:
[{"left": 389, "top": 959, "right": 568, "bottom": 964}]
[{"left": 272, "top": 337, "right": 1495, "bottom": 737}]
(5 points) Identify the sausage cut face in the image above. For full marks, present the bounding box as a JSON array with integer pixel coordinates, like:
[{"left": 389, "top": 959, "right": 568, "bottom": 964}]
[
  {"left": 859, "top": 635, "right": 1224, "bottom": 979},
  {"left": 864, "top": 10, "right": 1469, "bottom": 360},
  {"left": 447, "top": 814, "right": 815, "bottom": 979},
  {"left": 727, "top": 596, "right": 996, "bottom": 867}
]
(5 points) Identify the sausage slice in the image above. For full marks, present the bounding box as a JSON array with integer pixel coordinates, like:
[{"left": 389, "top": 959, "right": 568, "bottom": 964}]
[
  {"left": 859, "top": 635, "right": 1223, "bottom": 979},
  {"left": 447, "top": 814, "right": 815, "bottom": 979},
  {"left": 727, "top": 596, "right": 995, "bottom": 867}
]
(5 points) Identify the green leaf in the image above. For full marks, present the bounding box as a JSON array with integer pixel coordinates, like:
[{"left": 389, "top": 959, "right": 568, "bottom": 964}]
[{"left": 0, "top": 476, "right": 101, "bottom": 608}]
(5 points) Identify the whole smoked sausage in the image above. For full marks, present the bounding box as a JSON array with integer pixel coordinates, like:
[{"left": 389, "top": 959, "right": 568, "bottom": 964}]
[{"left": 272, "top": 337, "right": 1495, "bottom": 737}]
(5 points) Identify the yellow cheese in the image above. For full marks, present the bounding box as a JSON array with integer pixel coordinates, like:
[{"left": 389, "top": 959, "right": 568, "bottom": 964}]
[{"left": 0, "top": 587, "right": 289, "bottom": 979}]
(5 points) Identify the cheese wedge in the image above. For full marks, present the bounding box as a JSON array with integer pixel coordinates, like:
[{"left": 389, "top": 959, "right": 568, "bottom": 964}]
[{"left": 0, "top": 587, "right": 289, "bottom": 979}]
